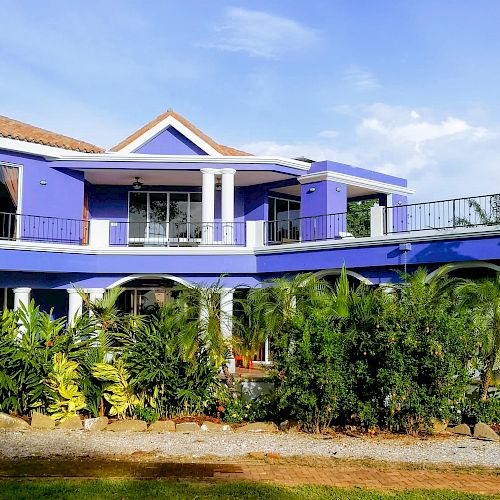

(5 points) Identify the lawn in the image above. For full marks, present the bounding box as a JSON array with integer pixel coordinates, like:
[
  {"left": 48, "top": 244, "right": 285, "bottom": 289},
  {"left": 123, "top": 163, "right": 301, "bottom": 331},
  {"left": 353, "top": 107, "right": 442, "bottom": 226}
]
[{"left": 0, "top": 480, "right": 495, "bottom": 500}]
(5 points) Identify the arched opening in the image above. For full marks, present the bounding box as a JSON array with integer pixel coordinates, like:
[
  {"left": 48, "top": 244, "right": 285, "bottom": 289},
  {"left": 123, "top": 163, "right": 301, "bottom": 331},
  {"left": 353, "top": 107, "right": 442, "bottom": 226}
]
[
  {"left": 426, "top": 262, "right": 500, "bottom": 283},
  {"left": 315, "top": 269, "right": 373, "bottom": 289},
  {"left": 110, "top": 275, "right": 189, "bottom": 315}
]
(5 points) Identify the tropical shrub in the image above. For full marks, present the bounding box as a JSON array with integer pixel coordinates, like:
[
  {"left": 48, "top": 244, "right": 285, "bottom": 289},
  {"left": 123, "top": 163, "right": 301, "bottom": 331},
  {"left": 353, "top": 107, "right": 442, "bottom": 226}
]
[
  {"left": 123, "top": 303, "right": 220, "bottom": 418},
  {"left": 46, "top": 353, "right": 86, "bottom": 421},
  {"left": 92, "top": 360, "right": 139, "bottom": 418}
]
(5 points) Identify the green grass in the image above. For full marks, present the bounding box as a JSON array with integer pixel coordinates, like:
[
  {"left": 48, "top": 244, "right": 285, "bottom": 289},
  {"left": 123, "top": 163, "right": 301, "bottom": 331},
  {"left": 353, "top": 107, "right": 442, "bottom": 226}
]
[{"left": 0, "top": 480, "right": 495, "bottom": 500}]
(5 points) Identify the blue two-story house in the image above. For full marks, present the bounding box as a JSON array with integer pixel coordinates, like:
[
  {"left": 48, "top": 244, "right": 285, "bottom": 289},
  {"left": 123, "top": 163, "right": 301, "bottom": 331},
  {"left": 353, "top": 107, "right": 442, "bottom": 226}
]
[{"left": 0, "top": 110, "right": 499, "bottom": 364}]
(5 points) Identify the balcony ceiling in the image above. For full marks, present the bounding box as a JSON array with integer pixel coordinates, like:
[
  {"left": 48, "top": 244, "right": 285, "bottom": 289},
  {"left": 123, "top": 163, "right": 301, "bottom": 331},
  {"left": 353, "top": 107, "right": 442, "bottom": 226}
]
[
  {"left": 84, "top": 169, "right": 295, "bottom": 187},
  {"left": 271, "top": 184, "right": 379, "bottom": 198}
]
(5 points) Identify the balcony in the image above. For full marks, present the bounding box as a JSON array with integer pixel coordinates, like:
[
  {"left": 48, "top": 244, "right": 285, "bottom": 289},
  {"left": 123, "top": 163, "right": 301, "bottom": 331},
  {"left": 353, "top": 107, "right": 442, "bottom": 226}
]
[
  {"left": 0, "top": 193, "right": 498, "bottom": 250},
  {"left": 109, "top": 220, "right": 246, "bottom": 247}
]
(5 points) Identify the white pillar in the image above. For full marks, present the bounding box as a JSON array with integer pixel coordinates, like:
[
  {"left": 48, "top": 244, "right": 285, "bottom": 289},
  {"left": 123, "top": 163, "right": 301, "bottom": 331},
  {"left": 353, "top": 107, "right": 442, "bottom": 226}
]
[
  {"left": 88, "top": 288, "right": 105, "bottom": 303},
  {"left": 221, "top": 168, "right": 236, "bottom": 244},
  {"left": 201, "top": 168, "right": 216, "bottom": 244},
  {"left": 370, "top": 205, "right": 385, "bottom": 237},
  {"left": 67, "top": 289, "right": 83, "bottom": 326},
  {"left": 221, "top": 288, "right": 235, "bottom": 373},
  {"left": 13, "top": 287, "right": 31, "bottom": 311},
  {"left": 89, "top": 220, "right": 110, "bottom": 248}
]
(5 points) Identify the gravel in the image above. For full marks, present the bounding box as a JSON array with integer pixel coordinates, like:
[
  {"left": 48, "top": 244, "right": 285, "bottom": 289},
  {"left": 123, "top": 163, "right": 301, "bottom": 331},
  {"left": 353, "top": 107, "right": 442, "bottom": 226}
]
[{"left": 1, "top": 430, "right": 499, "bottom": 467}]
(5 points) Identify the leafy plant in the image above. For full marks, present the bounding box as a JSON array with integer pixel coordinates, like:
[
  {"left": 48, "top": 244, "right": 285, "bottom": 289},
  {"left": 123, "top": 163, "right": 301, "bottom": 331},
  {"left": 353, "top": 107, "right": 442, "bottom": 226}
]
[
  {"left": 92, "top": 360, "right": 139, "bottom": 418},
  {"left": 46, "top": 353, "right": 86, "bottom": 421},
  {"left": 133, "top": 405, "right": 159, "bottom": 423}
]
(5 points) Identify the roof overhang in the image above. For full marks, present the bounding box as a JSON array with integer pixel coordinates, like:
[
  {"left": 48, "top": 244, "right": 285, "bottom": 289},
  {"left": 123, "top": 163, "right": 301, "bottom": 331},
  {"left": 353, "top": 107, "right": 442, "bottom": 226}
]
[{"left": 298, "top": 171, "right": 414, "bottom": 196}]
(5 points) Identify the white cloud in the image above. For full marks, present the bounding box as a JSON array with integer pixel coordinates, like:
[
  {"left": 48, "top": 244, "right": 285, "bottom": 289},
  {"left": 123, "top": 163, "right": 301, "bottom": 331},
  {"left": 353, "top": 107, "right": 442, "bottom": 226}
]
[
  {"left": 198, "top": 8, "right": 320, "bottom": 58},
  {"left": 239, "top": 104, "right": 499, "bottom": 201},
  {"left": 318, "top": 130, "right": 339, "bottom": 138},
  {"left": 343, "top": 65, "right": 380, "bottom": 90}
]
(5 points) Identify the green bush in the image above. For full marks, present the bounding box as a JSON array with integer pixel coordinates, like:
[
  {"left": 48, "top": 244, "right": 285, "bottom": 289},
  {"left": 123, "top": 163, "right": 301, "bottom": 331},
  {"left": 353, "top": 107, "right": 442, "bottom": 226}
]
[{"left": 463, "top": 394, "right": 500, "bottom": 424}]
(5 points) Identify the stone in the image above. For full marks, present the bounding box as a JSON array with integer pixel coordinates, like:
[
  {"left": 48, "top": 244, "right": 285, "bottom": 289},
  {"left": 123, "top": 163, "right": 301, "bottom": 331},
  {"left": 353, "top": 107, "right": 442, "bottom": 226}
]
[
  {"left": 248, "top": 451, "right": 266, "bottom": 460},
  {"left": 148, "top": 420, "right": 175, "bottom": 432},
  {"left": 30, "top": 413, "right": 55, "bottom": 430},
  {"left": 175, "top": 422, "right": 200, "bottom": 433},
  {"left": 83, "top": 416, "right": 109, "bottom": 432},
  {"left": 0, "top": 413, "right": 30, "bottom": 430},
  {"left": 58, "top": 416, "right": 82, "bottom": 430},
  {"left": 430, "top": 418, "right": 448, "bottom": 434},
  {"left": 266, "top": 452, "right": 281, "bottom": 459},
  {"left": 200, "top": 421, "right": 226, "bottom": 432},
  {"left": 473, "top": 422, "right": 500, "bottom": 441},
  {"left": 448, "top": 423, "right": 472, "bottom": 436},
  {"left": 106, "top": 419, "right": 147, "bottom": 432},
  {"left": 279, "top": 420, "right": 300, "bottom": 433},
  {"left": 236, "top": 422, "right": 278, "bottom": 433}
]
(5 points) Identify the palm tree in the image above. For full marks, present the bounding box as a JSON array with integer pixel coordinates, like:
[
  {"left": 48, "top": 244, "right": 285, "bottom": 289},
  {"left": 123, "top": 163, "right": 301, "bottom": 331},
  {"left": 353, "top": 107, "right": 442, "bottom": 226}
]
[
  {"left": 454, "top": 274, "right": 500, "bottom": 400},
  {"left": 174, "top": 278, "right": 237, "bottom": 396}
]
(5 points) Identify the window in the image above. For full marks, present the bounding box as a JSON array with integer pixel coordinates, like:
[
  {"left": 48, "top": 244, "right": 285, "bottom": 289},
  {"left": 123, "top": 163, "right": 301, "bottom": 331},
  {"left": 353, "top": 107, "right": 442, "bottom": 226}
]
[
  {"left": 128, "top": 191, "right": 202, "bottom": 242},
  {"left": 268, "top": 196, "right": 301, "bottom": 243},
  {"left": 0, "top": 163, "right": 20, "bottom": 240}
]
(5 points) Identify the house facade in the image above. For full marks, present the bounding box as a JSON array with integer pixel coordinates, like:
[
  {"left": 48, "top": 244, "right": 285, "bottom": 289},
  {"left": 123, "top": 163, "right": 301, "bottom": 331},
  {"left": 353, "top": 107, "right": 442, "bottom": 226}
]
[{"left": 0, "top": 110, "right": 499, "bottom": 356}]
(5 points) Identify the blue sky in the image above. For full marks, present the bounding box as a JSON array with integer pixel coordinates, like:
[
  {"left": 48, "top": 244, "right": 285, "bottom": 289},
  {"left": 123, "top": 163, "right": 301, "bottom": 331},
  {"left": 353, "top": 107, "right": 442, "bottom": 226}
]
[{"left": 1, "top": 1, "right": 499, "bottom": 200}]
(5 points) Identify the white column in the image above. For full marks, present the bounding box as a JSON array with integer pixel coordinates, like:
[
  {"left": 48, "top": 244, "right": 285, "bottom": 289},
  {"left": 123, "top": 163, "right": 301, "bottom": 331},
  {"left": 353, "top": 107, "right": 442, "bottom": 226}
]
[
  {"left": 13, "top": 287, "right": 31, "bottom": 311},
  {"left": 67, "top": 289, "right": 83, "bottom": 326},
  {"left": 88, "top": 288, "right": 105, "bottom": 303},
  {"left": 370, "top": 205, "right": 385, "bottom": 237},
  {"left": 221, "top": 288, "right": 235, "bottom": 373},
  {"left": 201, "top": 168, "right": 216, "bottom": 244},
  {"left": 89, "top": 220, "right": 110, "bottom": 248},
  {"left": 221, "top": 168, "right": 236, "bottom": 244}
]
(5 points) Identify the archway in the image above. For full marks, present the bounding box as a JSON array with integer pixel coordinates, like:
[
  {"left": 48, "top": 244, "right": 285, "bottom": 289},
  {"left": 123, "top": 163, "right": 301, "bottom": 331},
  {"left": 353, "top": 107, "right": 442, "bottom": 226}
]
[
  {"left": 107, "top": 274, "right": 192, "bottom": 315},
  {"left": 426, "top": 262, "right": 500, "bottom": 283},
  {"left": 315, "top": 268, "right": 373, "bottom": 288}
]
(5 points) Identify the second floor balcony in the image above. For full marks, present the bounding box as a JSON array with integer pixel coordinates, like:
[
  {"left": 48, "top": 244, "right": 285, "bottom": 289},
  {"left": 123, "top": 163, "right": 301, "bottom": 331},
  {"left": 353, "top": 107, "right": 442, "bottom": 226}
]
[{"left": 0, "top": 192, "right": 498, "bottom": 250}]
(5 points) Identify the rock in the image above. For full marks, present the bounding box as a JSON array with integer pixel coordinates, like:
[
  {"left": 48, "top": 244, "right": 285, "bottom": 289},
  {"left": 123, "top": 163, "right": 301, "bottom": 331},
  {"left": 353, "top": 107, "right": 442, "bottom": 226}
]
[
  {"left": 279, "top": 420, "right": 300, "bottom": 433},
  {"left": 106, "top": 420, "right": 147, "bottom": 432},
  {"left": 200, "top": 421, "right": 225, "bottom": 432},
  {"left": 448, "top": 423, "right": 472, "bottom": 436},
  {"left": 84, "top": 417, "right": 109, "bottom": 432},
  {"left": 473, "top": 422, "right": 500, "bottom": 442},
  {"left": 248, "top": 451, "right": 266, "bottom": 460},
  {"left": 175, "top": 422, "right": 200, "bottom": 433},
  {"left": 30, "top": 413, "right": 55, "bottom": 430},
  {"left": 0, "top": 413, "right": 30, "bottom": 430},
  {"left": 148, "top": 420, "right": 175, "bottom": 432},
  {"left": 266, "top": 452, "right": 281, "bottom": 459},
  {"left": 58, "top": 416, "right": 82, "bottom": 430},
  {"left": 430, "top": 418, "right": 448, "bottom": 434},
  {"left": 236, "top": 422, "right": 278, "bottom": 433}
]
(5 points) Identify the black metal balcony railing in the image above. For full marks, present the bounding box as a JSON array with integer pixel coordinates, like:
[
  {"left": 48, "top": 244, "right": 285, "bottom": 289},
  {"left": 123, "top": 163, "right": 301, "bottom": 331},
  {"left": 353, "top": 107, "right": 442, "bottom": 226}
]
[
  {"left": 0, "top": 212, "right": 89, "bottom": 245},
  {"left": 109, "top": 220, "right": 246, "bottom": 247},
  {"left": 266, "top": 209, "right": 372, "bottom": 245},
  {"left": 386, "top": 193, "right": 500, "bottom": 234}
]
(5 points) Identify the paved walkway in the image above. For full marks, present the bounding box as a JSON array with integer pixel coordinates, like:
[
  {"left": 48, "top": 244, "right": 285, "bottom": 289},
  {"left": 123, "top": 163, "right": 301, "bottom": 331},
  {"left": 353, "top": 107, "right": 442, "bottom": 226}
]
[
  {"left": 215, "top": 464, "right": 500, "bottom": 495},
  {"left": 0, "top": 458, "right": 499, "bottom": 495}
]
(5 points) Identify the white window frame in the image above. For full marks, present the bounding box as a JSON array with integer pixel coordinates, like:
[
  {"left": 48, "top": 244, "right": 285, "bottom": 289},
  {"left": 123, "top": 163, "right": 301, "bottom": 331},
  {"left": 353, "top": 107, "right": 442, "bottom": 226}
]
[
  {"left": 127, "top": 190, "right": 202, "bottom": 245},
  {"left": 0, "top": 161, "right": 23, "bottom": 240}
]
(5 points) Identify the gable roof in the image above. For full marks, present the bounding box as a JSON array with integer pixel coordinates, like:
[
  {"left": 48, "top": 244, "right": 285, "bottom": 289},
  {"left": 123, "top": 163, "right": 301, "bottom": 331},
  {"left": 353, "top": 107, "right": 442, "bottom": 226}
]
[
  {"left": 0, "top": 115, "right": 104, "bottom": 153},
  {"left": 110, "top": 110, "right": 251, "bottom": 156}
]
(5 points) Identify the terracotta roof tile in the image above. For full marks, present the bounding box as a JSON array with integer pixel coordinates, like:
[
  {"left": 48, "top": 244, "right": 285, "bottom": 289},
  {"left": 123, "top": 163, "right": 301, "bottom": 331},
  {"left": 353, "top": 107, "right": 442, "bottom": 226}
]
[
  {"left": 110, "top": 110, "right": 252, "bottom": 156},
  {"left": 0, "top": 115, "right": 104, "bottom": 153}
]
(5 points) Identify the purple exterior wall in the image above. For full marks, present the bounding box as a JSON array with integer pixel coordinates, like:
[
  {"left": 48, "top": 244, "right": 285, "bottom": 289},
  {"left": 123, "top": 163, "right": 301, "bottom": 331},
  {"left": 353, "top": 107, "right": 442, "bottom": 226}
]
[
  {"left": 134, "top": 126, "right": 208, "bottom": 155},
  {"left": 300, "top": 180, "right": 347, "bottom": 240},
  {"left": 309, "top": 161, "right": 407, "bottom": 188}
]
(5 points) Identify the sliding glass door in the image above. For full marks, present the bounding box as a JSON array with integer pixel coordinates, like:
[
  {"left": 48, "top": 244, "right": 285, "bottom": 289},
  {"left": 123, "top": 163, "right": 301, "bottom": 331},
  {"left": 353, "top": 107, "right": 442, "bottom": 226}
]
[{"left": 128, "top": 192, "right": 202, "bottom": 244}]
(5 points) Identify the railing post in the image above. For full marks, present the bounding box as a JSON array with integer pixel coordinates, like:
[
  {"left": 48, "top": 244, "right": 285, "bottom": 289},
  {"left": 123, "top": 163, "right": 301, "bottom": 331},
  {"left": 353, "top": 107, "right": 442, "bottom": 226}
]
[
  {"left": 246, "top": 220, "right": 264, "bottom": 248},
  {"left": 88, "top": 219, "right": 110, "bottom": 248},
  {"left": 370, "top": 205, "right": 385, "bottom": 237}
]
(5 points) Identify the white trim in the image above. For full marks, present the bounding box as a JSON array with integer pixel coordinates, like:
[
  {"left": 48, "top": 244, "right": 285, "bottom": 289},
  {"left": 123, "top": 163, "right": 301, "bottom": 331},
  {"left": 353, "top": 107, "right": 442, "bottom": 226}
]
[
  {"left": 0, "top": 137, "right": 311, "bottom": 170},
  {"left": 315, "top": 268, "right": 374, "bottom": 285},
  {"left": 425, "top": 261, "right": 500, "bottom": 282},
  {"left": 107, "top": 274, "right": 192, "bottom": 289},
  {"left": 115, "top": 115, "right": 223, "bottom": 156},
  {"left": 0, "top": 137, "right": 83, "bottom": 158},
  {"left": 298, "top": 171, "right": 414, "bottom": 196}
]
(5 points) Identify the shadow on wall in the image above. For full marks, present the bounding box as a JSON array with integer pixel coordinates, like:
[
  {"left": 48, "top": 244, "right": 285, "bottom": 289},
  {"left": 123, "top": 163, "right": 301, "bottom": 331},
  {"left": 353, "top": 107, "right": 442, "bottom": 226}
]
[{"left": 387, "top": 240, "right": 475, "bottom": 268}]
